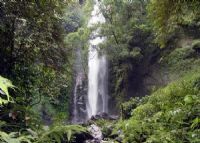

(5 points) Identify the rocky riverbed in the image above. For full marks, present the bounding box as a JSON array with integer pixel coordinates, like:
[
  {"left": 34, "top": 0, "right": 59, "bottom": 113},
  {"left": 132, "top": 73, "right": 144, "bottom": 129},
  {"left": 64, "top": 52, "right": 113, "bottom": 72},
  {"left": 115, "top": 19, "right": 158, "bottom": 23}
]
[{"left": 73, "top": 113, "right": 120, "bottom": 143}]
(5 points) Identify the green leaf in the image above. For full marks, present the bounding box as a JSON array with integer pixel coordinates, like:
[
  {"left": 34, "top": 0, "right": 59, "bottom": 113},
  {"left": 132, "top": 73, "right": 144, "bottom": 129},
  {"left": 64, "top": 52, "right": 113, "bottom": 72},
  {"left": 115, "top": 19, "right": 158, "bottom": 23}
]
[
  {"left": 184, "top": 95, "right": 194, "bottom": 104},
  {"left": 67, "top": 129, "right": 72, "bottom": 141},
  {"left": 0, "top": 76, "right": 16, "bottom": 105},
  {"left": 0, "top": 131, "right": 32, "bottom": 143},
  {"left": 0, "top": 76, "right": 15, "bottom": 102},
  {"left": 191, "top": 118, "right": 200, "bottom": 129}
]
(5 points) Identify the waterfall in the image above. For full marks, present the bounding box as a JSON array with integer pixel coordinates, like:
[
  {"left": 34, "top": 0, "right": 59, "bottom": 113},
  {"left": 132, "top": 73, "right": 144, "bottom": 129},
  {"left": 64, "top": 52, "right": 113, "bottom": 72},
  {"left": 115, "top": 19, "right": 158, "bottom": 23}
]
[
  {"left": 72, "top": 48, "right": 87, "bottom": 123},
  {"left": 87, "top": 0, "right": 108, "bottom": 118},
  {"left": 72, "top": 0, "right": 108, "bottom": 122},
  {"left": 98, "top": 55, "right": 108, "bottom": 113}
]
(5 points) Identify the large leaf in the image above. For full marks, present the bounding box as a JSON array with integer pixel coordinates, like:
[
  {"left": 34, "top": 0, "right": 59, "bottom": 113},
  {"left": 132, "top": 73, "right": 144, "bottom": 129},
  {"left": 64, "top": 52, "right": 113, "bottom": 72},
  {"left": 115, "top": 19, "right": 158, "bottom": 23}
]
[
  {"left": 0, "top": 131, "right": 33, "bottom": 143},
  {"left": 0, "top": 76, "right": 15, "bottom": 104},
  {"left": 36, "top": 125, "right": 87, "bottom": 143}
]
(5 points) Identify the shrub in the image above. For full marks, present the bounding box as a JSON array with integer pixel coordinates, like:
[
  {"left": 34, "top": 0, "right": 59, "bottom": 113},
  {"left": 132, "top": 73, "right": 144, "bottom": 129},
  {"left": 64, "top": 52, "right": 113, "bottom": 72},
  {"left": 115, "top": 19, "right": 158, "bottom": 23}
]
[{"left": 115, "top": 71, "right": 200, "bottom": 143}]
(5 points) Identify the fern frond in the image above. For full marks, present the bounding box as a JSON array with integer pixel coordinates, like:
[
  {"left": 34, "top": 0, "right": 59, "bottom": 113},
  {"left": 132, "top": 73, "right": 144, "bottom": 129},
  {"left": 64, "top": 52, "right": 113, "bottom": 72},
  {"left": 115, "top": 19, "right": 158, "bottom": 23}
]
[
  {"left": 36, "top": 125, "right": 87, "bottom": 143},
  {"left": 0, "top": 131, "right": 33, "bottom": 143}
]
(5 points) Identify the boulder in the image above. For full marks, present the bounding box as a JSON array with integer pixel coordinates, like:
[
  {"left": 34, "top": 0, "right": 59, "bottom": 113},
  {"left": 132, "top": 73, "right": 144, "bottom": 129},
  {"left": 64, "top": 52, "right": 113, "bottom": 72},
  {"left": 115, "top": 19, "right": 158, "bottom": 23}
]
[
  {"left": 72, "top": 132, "right": 93, "bottom": 143},
  {"left": 90, "top": 112, "right": 119, "bottom": 121}
]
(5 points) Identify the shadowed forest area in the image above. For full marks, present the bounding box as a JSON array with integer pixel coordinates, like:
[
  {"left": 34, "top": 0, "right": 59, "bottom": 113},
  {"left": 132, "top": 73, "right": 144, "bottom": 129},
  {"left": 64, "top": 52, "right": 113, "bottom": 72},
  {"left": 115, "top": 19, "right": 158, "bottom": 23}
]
[{"left": 0, "top": 0, "right": 200, "bottom": 143}]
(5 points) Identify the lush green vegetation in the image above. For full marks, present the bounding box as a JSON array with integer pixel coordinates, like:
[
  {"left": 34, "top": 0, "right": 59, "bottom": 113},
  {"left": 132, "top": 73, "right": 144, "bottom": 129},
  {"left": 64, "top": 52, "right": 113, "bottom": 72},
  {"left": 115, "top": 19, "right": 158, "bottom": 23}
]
[
  {"left": 114, "top": 71, "right": 200, "bottom": 142},
  {"left": 98, "top": 0, "right": 200, "bottom": 143},
  {"left": 0, "top": 0, "right": 91, "bottom": 142},
  {"left": 0, "top": 0, "right": 200, "bottom": 142},
  {"left": 148, "top": 0, "right": 200, "bottom": 47}
]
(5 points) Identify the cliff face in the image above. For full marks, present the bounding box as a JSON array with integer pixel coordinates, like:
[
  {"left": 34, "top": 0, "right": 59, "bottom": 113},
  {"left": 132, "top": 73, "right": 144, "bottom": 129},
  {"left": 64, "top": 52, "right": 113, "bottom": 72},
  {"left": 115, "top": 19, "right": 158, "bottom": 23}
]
[{"left": 108, "top": 27, "right": 200, "bottom": 112}]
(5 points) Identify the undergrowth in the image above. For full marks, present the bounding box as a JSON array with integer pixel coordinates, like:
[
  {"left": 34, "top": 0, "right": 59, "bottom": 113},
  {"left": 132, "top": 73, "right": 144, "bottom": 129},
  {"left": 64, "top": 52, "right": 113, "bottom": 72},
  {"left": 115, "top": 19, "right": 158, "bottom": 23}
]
[{"left": 114, "top": 70, "right": 200, "bottom": 143}]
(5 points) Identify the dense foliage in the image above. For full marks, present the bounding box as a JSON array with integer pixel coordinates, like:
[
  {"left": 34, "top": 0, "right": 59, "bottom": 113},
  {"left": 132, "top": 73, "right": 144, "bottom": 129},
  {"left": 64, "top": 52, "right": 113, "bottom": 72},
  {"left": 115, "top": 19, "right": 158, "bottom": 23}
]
[
  {"left": 0, "top": 0, "right": 200, "bottom": 142},
  {"left": 148, "top": 0, "right": 200, "bottom": 47},
  {"left": 0, "top": 0, "right": 90, "bottom": 142},
  {"left": 100, "top": 0, "right": 200, "bottom": 107},
  {"left": 100, "top": 0, "right": 156, "bottom": 105},
  {"left": 114, "top": 71, "right": 200, "bottom": 143},
  {"left": 97, "top": 0, "right": 200, "bottom": 143},
  {"left": 0, "top": 0, "right": 74, "bottom": 123}
]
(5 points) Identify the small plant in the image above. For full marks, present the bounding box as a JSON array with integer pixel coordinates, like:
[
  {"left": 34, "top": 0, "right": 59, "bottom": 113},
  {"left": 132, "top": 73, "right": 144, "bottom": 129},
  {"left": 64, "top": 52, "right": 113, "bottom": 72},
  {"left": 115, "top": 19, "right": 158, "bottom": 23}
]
[
  {"left": 0, "top": 76, "right": 15, "bottom": 105},
  {"left": 121, "top": 97, "right": 142, "bottom": 119},
  {"left": 36, "top": 124, "right": 87, "bottom": 143},
  {"left": 0, "top": 131, "right": 34, "bottom": 143}
]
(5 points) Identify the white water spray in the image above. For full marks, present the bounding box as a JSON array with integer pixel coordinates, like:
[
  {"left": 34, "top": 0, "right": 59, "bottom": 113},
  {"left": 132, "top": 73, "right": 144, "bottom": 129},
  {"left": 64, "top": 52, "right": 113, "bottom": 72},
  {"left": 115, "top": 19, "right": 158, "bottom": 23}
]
[{"left": 87, "top": 0, "right": 108, "bottom": 118}]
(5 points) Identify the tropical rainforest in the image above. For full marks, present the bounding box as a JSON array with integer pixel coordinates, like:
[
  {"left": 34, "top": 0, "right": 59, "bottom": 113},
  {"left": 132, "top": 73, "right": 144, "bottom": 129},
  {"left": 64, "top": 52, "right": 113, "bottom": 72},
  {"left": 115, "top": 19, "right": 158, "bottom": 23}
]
[{"left": 0, "top": 0, "right": 200, "bottom": 143}]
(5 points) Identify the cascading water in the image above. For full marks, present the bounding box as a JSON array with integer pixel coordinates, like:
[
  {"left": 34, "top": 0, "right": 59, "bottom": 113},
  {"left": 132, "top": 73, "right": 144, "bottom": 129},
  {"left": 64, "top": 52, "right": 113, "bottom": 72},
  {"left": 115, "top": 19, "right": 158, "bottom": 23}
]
[
  {"left": 87, "top": 0, "right": 108, "bottom": 118},
  {"left": 98, "top": 55, "right": 108, "bottom": 114},
  {"left": 72, "top": 0, "right": 108, "bottom": 122},
  {"left": 72, "top": 48, "right": 87, "bottom": 123}
]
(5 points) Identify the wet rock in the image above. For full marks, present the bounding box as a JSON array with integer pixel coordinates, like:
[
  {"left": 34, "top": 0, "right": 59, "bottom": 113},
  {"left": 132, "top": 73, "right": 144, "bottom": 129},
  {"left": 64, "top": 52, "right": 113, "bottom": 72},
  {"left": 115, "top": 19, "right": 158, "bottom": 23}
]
[
  {"left": 88, "top": 124, "right": 103, "bottom": 140},
  {"left": 115, "top": 137, "right": 123, "bottom": 143},
  {"left": 72, "top": 132, "right": 93, "bottom": 143},
  {"left": 90, "top": 112, "right": 119, "bottom": 121},
  {"left": 85, "top": 124, "right": 103, "bottom": 143},
  {"left": 192, "top": 41, "right": 200, "bottom": 54}
]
